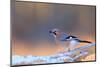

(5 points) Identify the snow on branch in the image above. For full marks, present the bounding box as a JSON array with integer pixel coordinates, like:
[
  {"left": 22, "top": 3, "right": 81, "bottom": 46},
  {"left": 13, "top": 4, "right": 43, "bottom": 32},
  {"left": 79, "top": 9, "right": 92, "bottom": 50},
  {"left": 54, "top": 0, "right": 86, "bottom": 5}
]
[{"left": 12, "top": 43, "right": 95, "bottom": 66}]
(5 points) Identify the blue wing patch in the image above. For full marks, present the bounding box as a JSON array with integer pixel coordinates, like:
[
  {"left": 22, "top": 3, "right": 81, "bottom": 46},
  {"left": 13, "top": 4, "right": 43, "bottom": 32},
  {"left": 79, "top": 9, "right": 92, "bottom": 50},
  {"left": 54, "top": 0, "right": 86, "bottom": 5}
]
[{"left": 60, "top": 33, "right": 68, "bottom": 41}]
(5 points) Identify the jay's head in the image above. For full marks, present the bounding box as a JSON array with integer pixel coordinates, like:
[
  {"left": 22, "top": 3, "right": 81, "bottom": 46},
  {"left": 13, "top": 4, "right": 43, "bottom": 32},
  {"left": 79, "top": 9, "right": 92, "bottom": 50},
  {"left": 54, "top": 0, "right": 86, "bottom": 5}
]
[{"left": 49, "top": 28, "right": 61, "bottom": 38}]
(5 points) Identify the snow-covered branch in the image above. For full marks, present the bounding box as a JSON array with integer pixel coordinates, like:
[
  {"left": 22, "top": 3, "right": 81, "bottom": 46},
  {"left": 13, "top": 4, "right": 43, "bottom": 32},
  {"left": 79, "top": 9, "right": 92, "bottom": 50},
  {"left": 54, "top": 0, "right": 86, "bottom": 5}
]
[{"left": 12, "top": 43, "right": 95, "bottom": 66}]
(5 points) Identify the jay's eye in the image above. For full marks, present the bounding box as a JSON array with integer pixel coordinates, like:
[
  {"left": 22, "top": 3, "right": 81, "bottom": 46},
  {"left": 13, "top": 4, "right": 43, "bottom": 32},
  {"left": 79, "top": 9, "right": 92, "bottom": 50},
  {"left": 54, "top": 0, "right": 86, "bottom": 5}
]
[{"left": 54, "top": 31, "right": 56, "bottom": 32}]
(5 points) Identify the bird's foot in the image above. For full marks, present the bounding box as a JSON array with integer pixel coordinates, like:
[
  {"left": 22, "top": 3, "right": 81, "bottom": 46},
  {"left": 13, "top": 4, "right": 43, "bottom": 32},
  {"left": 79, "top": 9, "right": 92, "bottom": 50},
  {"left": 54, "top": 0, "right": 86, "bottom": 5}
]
[{"left": 68, "top": 49, "right": 70, "bottom": 52}]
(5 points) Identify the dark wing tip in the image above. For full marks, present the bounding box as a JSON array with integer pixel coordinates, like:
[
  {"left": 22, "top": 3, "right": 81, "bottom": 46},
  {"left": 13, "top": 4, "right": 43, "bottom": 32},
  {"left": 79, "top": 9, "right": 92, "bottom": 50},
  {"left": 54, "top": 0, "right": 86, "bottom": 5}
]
[{"left": 77, "top": 39, "right": 92, "bottom": 43}]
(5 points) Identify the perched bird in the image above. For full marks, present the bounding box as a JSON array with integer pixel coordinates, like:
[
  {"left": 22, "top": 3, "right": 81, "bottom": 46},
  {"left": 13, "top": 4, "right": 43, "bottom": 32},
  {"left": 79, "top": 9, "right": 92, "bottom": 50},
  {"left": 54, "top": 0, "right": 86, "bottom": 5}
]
[{"left": 49, "top": 28, "right": 92, "bottom": 52}]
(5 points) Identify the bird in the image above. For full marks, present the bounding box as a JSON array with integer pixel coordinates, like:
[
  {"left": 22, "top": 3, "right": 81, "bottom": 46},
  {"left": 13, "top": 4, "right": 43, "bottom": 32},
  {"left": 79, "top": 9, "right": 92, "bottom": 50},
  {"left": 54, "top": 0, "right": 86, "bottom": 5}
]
[{"left": 49, "top": 28, "right": 92, "bottom": 52}]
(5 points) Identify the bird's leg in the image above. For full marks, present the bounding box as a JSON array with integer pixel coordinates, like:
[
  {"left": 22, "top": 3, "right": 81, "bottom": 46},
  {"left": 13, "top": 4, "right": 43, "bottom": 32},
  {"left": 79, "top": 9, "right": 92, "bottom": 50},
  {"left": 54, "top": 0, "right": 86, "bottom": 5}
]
[
  {"left": 69, "top": 44, "right": 75, "bottom": 51},
  {"left": 63, "top": 47, "right": 70, "bottom": 52},
  {"left": 68, "top": 48, "right": 70, "bottom": 52}
]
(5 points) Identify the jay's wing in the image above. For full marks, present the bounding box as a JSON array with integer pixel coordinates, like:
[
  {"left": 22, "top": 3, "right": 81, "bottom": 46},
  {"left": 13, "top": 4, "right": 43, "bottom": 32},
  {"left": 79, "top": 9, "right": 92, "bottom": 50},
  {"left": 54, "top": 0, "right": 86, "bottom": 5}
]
[
  {"left": 59, "top": 33, "right": 69, "bottom": 41},
  {"left": 60, "top": 34, "right": 78, "bottom": 41}
]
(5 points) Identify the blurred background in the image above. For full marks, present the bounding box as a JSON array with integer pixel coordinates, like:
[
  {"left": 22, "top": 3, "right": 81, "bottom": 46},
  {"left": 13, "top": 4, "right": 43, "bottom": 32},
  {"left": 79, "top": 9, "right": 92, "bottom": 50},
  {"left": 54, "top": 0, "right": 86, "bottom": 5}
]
[{"left": 11, "top": 1, "right": 96, "bottom": 56}]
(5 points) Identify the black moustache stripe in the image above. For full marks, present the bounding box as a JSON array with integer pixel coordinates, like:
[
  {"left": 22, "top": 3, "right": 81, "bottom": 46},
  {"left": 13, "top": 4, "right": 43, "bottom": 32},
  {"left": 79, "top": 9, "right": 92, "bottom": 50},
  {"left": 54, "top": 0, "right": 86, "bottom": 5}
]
[{"left": 53, "top": 32, "right": 57, "bottom": 35}]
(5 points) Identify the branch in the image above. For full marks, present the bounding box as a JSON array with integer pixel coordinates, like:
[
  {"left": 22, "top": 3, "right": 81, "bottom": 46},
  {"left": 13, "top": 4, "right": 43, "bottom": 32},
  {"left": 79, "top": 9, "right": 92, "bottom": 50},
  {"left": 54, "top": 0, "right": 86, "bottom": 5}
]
[{"left": 12, "top": 43, "right": 95, "bottom": 66}]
